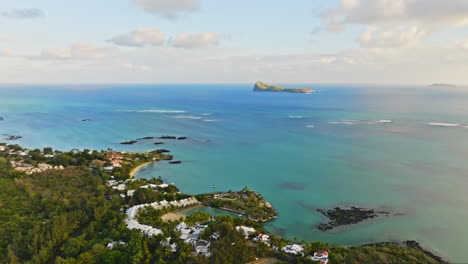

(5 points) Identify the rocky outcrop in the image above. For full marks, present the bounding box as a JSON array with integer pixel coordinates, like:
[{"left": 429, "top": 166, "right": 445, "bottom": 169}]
[
  {"left": 159, "top": 136, "right": 177, "bottom": 139},
  {"left": 151, "top": 149, "right": 170, "bottom": 154},
  {"left": 120, "top": 140, "right": 137, "bottom": 145}
]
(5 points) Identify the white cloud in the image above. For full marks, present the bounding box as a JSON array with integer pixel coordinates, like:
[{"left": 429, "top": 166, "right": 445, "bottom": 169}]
[
  {"left": 171, "top": 32, "right": 220, "bottom": 49},
  {"left": 455, "top": 39, "right": 468, "bottom": 50},
  {"left": 325, "top": 0, "right": 468, "bottom": 29},
  {"left": 0, "top": 49, "right": 18, "bottom": 57},
  {"left": 323, "top": 0, "right": 468, "bottom": 50},
  {"left": 1, "top": 8, "right": 45, "bottom": 19},
  {"left": 358, "top": 25, "right": 429, "bottom": 49},
  {"left": 119, "top": 62, "right": 153, "bottom": 72},
  {"left": 0, "top": 34, "right": 10, "bottom": 41},
  {"left": 38, "top": 42, "right": 117, "bottom": 60},
  {"left": 108, "top": 28, "right": 166, "bottom": 47},
  {"left": 134, "top": 0, "right": 199, "bottom": 19}
]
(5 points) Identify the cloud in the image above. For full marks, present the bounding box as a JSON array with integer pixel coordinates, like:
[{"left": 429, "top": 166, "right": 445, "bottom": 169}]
[
  {"left": 358, "top": 25, "right": 429, "bottom": 49},
  {"left": 323, "top": 0, "right": 468, "bottom": 50},
  {"left": 38, "top": 42, "right": 117, "bottom": 60},
  {"left": 134, "top": 0, "right": 199, "bottom": 19},
  {"left": 455, "top": 39, "right": 468, "bottom": 50},
  {"left": 0, "top": 49, "right": 18, "bottom": 57},
  {"left": 119, "top": 62, "right": 153, "bottom": 72},
  {"left": 1, "top": 8, "right": 45, "bottom": 19},
  {"left": 324, "top": 0, "right": 468, "bottom": 29},
  {"left": 108, "top": 28, "right": 166, "bottom": 47},
  {"left": 0, "top": 34, "right": 10, "bottom": 41},
  {"left": 171, "top": 32, "right": 220, "bottom": 49}
]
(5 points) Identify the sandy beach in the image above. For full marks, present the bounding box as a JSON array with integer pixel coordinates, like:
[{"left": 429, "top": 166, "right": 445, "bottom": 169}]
[
  {"left": 129, "top": 161, "right": 154, "bottom": 178},
  {"left": 161, "top": 204, "right": 204, "bottom": 221}
]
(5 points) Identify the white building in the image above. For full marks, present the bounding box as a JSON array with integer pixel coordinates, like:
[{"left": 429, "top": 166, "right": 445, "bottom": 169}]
[
  {"left": 282, "top": 244, "right": 305, "bottom": 255},
  {"left": 235, "top": 226, "right": 256, "bottom": 239}
]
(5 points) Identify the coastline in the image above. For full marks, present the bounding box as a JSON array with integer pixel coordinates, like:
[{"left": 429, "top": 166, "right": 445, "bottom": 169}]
[
  {"left": 128, "top": 159, "right": 445, "bottom": 262},
  {"left": 129, "top": 161, "right": 154, "bottom": 178},
  {"left": 161, "top": 204, "right": 204, "bottom": 221}
]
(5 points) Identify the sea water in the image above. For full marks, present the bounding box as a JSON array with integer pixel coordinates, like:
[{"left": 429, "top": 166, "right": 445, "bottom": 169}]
[{"left": 1, "top": 84, "right": 468, "bottom": 262}]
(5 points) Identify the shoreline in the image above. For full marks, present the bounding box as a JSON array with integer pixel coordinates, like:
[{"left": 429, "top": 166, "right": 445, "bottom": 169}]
[
  {"left": 125, "top": 152, "right": 447, "bottom": 262},
  {"left": 161, "top": 204, "right": 204, "bottom": 221},
  {"left": 129, "top": 161, "right": 155, "bottom": 178}
]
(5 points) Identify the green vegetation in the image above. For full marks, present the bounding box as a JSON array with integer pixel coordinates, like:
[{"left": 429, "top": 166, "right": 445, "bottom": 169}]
[
  {"left": 253, "top": 81, "right": 314, "bottom": 94},
  {"left": 0, "top": 145, "right": 446, "bottom": 264},
  {"left": 185, "top": 212, "right": 211, "bottom": 226},
  {"left": 196, "top": 188, "right": 277, "bottom": 222}
]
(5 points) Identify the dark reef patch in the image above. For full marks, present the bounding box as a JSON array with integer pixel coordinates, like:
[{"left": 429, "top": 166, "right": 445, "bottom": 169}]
[
  {"left": 4, "top": 135, "right": 22, "bottom": 141},
  {"left": 316, "top": 207, "right": 391, "bottom": 231}
]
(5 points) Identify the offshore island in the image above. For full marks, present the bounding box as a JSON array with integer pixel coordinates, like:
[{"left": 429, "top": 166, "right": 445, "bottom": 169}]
[
  {"left": 0, "top": 143, "right": 446, "bottom": 264},
  {"left": 254, "top": 81, "right": 314, "bottom": 93}
]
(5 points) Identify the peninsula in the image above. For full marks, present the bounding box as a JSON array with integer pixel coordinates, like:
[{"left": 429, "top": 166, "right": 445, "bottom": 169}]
[{"left": 253, "top": 81, "right": 314, "bottom": 93}]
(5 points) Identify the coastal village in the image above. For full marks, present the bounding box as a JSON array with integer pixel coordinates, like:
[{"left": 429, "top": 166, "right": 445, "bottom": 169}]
[
  {"left": 0, "top": 142, "right": 445, "bottom": 264},
  {"left": 0, "top": 142, "right": 332, "bottom": 263}
]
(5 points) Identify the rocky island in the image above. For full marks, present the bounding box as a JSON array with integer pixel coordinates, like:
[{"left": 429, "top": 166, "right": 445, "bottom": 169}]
[{"left": 253, "top": 81, "right": 314, "bottom": 93}]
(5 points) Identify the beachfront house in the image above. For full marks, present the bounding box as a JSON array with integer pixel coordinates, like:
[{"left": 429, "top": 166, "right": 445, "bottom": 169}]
[
  {"left": 282, "top": 244, "right": 305, "bottom": 256},
  {"left": 235, "top": 226, "right": 256, "bottom": 239},
  {"left": 311, "top": 251, "right": 329, "bottom": 263},
  {"left": 253, "top": 234, "right": 271, "bottom": 245}
]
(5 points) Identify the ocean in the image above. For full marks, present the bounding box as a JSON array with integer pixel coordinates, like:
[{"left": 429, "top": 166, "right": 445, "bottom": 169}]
[{"left": 1, "top": 84, "right": 468, "bottom": 262}]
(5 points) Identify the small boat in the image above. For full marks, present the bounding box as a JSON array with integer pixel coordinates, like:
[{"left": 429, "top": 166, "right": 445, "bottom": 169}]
[{"left": 212, "top": 185, "right": 216, "bottom": 188}]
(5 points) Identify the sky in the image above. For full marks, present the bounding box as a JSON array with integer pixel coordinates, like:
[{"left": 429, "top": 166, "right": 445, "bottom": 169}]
[{"left": 1, "top": 0, "right": 468, "bottom": 84}]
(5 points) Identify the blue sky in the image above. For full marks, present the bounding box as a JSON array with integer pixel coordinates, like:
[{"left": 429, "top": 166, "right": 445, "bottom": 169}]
[{"left": 1, "top": 0, "right": 468, "bottom": 84}]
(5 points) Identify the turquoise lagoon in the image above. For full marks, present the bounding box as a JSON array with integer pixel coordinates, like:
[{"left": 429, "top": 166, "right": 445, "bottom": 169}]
[{"left": 1, "top": 84, "right": 468, "bottom": 262}]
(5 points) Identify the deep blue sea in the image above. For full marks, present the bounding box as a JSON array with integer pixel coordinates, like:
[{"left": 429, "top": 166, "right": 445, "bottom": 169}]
[{"left": 1, "top": 84, "right": 468, "bottom": 262}]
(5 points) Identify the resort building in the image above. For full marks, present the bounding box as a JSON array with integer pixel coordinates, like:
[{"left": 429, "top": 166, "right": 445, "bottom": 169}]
[
  {"left": 282, "top": 244, "right": 305, "bottom": 256},
  {"left": 253, "top": 234, "right": 271, "bottom": 245},
  {"left": 311, "top": 251, "right": 329, "bottom": 263},
  {"left": 236, "top": 226, "right": 256, "bottom": 239}
]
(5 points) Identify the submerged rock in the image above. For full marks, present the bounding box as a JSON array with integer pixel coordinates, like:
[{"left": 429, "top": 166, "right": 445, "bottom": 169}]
[
  {"left": 0, "top": 117, "right": 3, "bottom": 121},
  {"left": 4, "top": 135, "right": 22, "bottom": 141},
  {"left": 317, "top": 206, "right": 391, "bottom": 231}
]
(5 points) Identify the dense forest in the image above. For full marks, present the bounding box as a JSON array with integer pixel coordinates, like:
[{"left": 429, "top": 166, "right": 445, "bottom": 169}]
[{"left": 0, "top": 144, "right": 445, "bottom": 264}]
